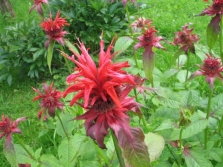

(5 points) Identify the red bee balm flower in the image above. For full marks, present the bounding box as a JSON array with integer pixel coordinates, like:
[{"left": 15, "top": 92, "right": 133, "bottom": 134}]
[
  {"left": 131, "top": 17, "right": 151, "bottom": 33},
  {"left": 63, "top": 38, "right": 141, "bottom": 148},
  {"left": 32, "top": 83, "right": 64, "bottom": 119},
  {"left": 0, "top": 115, "right": 26, "bottom": 145},
  {"left": 29, "top": 0, "right": 48, "bottom": 16},
  {"left": 40, "top": 11, "right": 69, "bottom": 48},
  {"left": 190, "top": 54, "right": 223, "bottom": 89},
  {"left": 172, "top": 23, "right": 199, "bottom": 54}
]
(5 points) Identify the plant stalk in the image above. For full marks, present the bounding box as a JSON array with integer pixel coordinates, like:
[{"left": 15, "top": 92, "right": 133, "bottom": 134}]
[
  {"left": 178, "top": 127, "right": 184, "bottom": 167},
  {"left": 216, "top": 116, "right": 223, "bottom": 147},
  {"left": 111, "top": 131, "right": 125, "bottom": 167},
  {"left": 204, "top": 89, "right": 213, "bottom": 149}
]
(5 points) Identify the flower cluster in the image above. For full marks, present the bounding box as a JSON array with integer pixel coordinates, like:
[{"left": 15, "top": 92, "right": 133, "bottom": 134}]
[
  {"left": 29, "top": 0, "right": 48, "bottom": 16},
  {"left": 0, "top": 115, "right": 26, "bottom": 145},
  {"left": 40, "top": 11, "right": 69, "bottom": 48},
  {"left": 32, "top": 83, "right": 64, "bottom": 120},
  {"left": 131, "top": 17, "right": 151, "bottom": 33},
  {"left": 172, "top": 23, "right": 199, "bottom": 54},
  {"left": 62, "top": 38, "right": 141, "bottom": 148},
  {"left": 190, "top": 54, "right": 223, "bottom": 89}
]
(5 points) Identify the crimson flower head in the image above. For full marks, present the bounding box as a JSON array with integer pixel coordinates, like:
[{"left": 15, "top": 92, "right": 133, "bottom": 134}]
[
  {"left": 172, "top": 23, "right": 199, "bottom": 54},
  {"left": 190, "top": 54, "right": 223, "bottom": 89},
  {"left": 29, "top": 0, "right": 48, "bottom": 16},
  {"left": 40, "top": 11, "right": 69, "bottom": 48},
  {"left": 62, "top": 38, "right": 141, "bottom": 148},
  {"left": 0, "top": 115, "right": 26, "bottom": 145},
  {"left": 131, "top": 17, "right": 151, "bottom": 33},
  {"left": 134, "top": 22, "right": 164, "bottom": 53},
  {"left": 32, "top": 83, "right": 64, "bottom": 119}
]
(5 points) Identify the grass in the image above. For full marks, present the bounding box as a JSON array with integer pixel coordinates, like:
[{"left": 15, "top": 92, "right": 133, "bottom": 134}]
[{"left": 0, "top": 0, "right": 222, "bottom": 166}]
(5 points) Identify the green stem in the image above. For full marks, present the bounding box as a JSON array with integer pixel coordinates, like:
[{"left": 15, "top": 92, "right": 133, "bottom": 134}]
[
  {"left": 14, "top": 135, "right": 36, "bottom": 161},
  {"left": 185, "top": 53, "right": 190, "bottom": 81},
  {"left": 216, "top": 116, "right": 223, "bottom": 147},
  {"left": 125, "top": 4, "right": 133, "bottom": 36},
  {"left": 178, "top": 128, "right": 184, "bottom": 167},
  {"left": 60, "top": 46, "right": 72, "bottom": 74},
  {"left": 219, "top": 18, "right": 223, "bottom": 62},
  {"left": 94, "top": 143, "right": 111, "bottom": 166},
  {"left": 56, "top": 112, "right": 69, "bottom": 140},
  {"left": 111, "top": 131, "right": 125, "bottom": 167},
  {"left": 204, "top": 89, "right": 213, "bottom": 149}
]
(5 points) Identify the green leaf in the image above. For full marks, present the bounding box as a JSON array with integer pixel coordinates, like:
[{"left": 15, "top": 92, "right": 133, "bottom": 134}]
[
  {"left": 7, "top": 74, "right": 12, "bottom": 85},
  {"left": 15, "top": 144, "right": 34, "bottom": 164},
  {"left": 58, "top": 135, "right": 86, "bottom": 167},
  {"left": 170, "top": 120, "right": 208, "bottom": 140},
  {"left": 47, "top": 41, "right": 55, "bottom": 74},
  {"left": 118, "top": 127, "right": 151, "bottom": 167},
  {"left": 64, "top": 39, "right": 79, "bottom": 54},
  {"left": 144, "top": 132, "right": 165, "bottom": 162},
  {"left": 206, "top": 15, "right": 221, "bottom": 51},
  {"left": 56, "top": 113, "right": 75, "bottom": 138},
  {"left": 184, "top": 148, "right": 213, "bottom": 167},
  {"left": 40, "top": 154, "right": 63, "bottom": 167},
  {"left": 114, "top": 36, "right": 134, "bottom": 56},
  {"left": 3, "top": 142, "right": 17, "bottom": 167}
]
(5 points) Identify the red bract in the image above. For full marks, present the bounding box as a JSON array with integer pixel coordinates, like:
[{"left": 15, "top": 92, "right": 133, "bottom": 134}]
[
  {"left": 40, "top": 11, "right": 69, "bottom": 48},
  {"left": 199, "top": 0, "right": 223, "bottom": 16},
  {"left": 190, "top": 54, "right": 223, "bottom": 89},
  {"left": 32, "top": 83, "right": 64, "bottom": 119},
  {"left": 172, "top": 23, "right": 199, "bottom": 54},
  {"left": 18, "top": 164, "right": 31, "bottom": 167},
  {"left": 29, "top": 0, "right": 48, "bottom": 16},
  {"left": 63, "top": 38, "right": 141, "bottom": 148},
  {"left": 0, "top": 115, "right": 26, "bottom": 145}
]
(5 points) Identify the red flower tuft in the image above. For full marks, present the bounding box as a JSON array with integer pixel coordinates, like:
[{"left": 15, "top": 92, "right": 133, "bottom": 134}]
[
  {"left": 0, "top": 115, "right": 26, "bottom": 145},
  {"left": 40, "top": 11, "right": 69, "bottom": 48},
  {"left": 63, "top": 38, "right": 141, "bottom": 148},
  {"left": 199, "top": 0, "right": 223, "bottom": 16},
  {"left": 29, "top": 0, "right": 48, "bottom": 16},
  {"left": 172, "top": 23, "right": 199, "bottom": 54},
  {"left": 131, "top": 17, "right": 151, "bottom": 33},
  {"left": 190, "top": 54, "right": 223, "bottom": 89},
  {"left": 32, "top": 83, "right": 64, "bottom": 119},
  {"left": 134, "top": 22, "right": 164, "bottom": 53}
]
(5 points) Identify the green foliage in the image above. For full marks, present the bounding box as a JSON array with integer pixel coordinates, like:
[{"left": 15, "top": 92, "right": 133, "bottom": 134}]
[{"left": 48, "top": 0, "right": 135, "bottom": 52}]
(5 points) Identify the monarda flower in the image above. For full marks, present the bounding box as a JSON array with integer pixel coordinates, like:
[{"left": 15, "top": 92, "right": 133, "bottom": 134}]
[
  {"left": 32, "top": 83, "right": 64, "bottom": 119},
  {"left": 62, "top": 38, "right": 141, "bottom": 148},
  {"left": 134, "top": 22, "right": 164, "bottom": 86},
  {"left": 40, "top": 11, "right": 69, "bottom": 48},
  {"left": 198, "top": 0, "right": 223, "bottom": 48},
  {"left": 190, "top": 54, "right": 223, "bottom": 89},
  {"left": 29, "top": 0, "right": 48, "bottom": 16},
  {"left": 0, "top": 115, "right": 26, "bottom": 145},
  {"left": 172, "top": 23, "right": 199, "bottom": 54},
  {"left": 131, "top": 17, "right": 151, "bottom": 33}
]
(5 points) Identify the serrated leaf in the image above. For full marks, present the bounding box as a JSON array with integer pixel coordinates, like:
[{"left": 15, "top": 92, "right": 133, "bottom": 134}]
[
  {"left": 210, "top": 93, "right": 223, "bottom": 116},
  {"left": 181, "top": 90, "right": 200, "bottom": 108},
  {"left": 118, "top": 127, "right": 151, "bottom": 167},
  {"left": 170, "top": 120, "right": 208, "bottom": 140},
  {"left": 56, "top": 113, "right": 74, "bottom": 138},
  {"left": 176, "top": 70, "right": 190, "bottom": 83},
  {"left": 184, "top": 148, "right": 213, "bottom": 167},
  {"left": 114, "top": 36, "right": 133, "bottom": 56},
  {"left": 40, "top": 154, "right": 63, "bottom": 167},
  {"left": 58, "top": 133, "right": 86, "bottom": 167},
  {"left": 145, "top": 132, "right": 165, "bottom": 162},
  {"left": 35, "top": 147, "right": 42, "bottom": 160}
]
